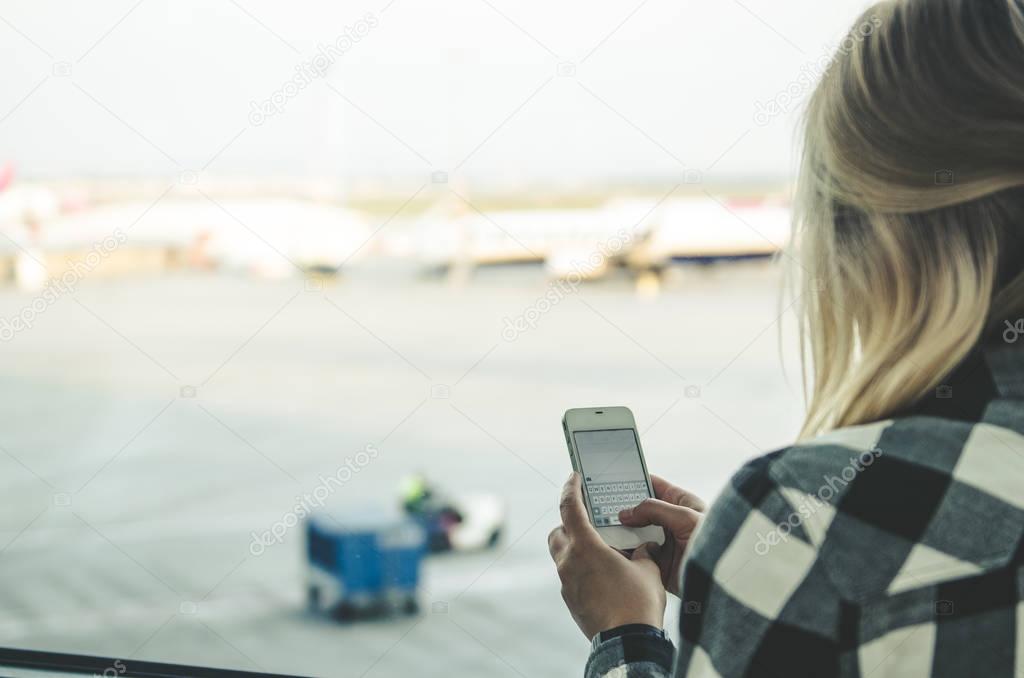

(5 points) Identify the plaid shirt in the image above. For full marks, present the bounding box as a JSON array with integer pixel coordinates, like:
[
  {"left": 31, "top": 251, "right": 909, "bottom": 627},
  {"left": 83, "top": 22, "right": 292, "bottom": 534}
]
[{"left": 586, "top": 343, "right": 1024, "bottom": 678}]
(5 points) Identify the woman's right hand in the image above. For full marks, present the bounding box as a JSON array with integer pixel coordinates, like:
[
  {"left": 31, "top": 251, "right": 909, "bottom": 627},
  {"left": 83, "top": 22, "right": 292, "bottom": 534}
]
[{"left": 618, "top": 475, "right": 705, "bottom": 596}]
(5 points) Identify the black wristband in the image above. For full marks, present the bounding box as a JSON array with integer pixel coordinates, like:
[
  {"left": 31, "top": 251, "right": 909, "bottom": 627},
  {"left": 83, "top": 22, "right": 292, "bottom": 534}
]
[{"left": 592, "top": 624, "right": 666, "bottom": 650}]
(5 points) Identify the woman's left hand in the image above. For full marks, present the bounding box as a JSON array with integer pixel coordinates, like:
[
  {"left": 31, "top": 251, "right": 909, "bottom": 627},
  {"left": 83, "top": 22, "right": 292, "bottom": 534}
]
[{"left": 547, "top": 473, "right": 666, "bottom": 640}]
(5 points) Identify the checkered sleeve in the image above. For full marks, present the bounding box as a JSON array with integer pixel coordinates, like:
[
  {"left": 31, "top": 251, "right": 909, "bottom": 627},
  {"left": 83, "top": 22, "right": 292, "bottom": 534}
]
[
  {"left": 586, "top": 629, "right": 676, "bottom": 677},
  {"left": 673, "top": 453, "right": 843, "bottom": 677}
]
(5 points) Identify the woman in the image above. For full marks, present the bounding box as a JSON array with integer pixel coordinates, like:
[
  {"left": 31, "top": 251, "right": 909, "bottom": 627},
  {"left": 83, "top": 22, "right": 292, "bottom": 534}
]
[{"left": 548, "top": 0, "right": 1024, "bottom": 675}]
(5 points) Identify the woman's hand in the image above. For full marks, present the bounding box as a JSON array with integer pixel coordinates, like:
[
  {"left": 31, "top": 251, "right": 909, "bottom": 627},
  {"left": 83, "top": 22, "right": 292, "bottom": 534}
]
[
  {"left": 618, "top": 475, "right": 705, "bottom": 596},
  {"left": 548, "top": 473, "right": 666, "bottom": 640}
]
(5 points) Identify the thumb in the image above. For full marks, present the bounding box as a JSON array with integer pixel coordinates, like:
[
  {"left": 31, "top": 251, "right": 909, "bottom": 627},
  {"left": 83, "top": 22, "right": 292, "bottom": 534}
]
[
  {"left": 559, "top": 472, "right": 599, "bottom": 541},
  {"left": 620, "top": 498, "right": 700, "bottom": 539}
]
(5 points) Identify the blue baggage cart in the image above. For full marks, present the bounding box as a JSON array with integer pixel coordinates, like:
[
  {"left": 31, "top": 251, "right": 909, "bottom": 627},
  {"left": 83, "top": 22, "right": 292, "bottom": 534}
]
[{"left": 306, "top": 510, "right": 426, "bottom": 620}]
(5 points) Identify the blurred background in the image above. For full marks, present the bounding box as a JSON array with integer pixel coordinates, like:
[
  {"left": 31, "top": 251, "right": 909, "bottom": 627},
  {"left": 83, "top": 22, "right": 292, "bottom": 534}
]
[{"left": 1, "top": 1, "right": 872, "bottom": 676}]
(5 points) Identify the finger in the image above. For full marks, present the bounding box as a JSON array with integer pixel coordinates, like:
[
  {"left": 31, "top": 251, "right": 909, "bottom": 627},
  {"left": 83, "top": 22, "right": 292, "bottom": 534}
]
[
  {"left": 651, "top": 475, "right": 707, "bottom": 512},
  {"left": 631, "top": 542, "right": 658, "bottom": 562},
  {"left": 619, "top": 498, "right": 701, "bottom": 538},
  {"left": 559, "top": 472, "right": 598, "bottom": 539},
  {"left": 629, "top": 542, "right": 664, "bottom": 578},
  {"left": 547, "top": 526, "right": 568, "bottom": 558}
]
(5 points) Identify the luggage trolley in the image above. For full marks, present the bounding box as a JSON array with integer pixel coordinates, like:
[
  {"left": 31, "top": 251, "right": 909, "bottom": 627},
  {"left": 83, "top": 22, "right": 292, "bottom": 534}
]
[{"left": 306, "top": 510, "right": 426, "bottom": 620}]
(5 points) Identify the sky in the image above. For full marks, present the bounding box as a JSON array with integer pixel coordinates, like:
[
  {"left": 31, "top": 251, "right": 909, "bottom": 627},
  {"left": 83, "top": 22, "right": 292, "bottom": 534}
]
[{"left": 0, "top": 0, "right": 874, "bottom": 183}]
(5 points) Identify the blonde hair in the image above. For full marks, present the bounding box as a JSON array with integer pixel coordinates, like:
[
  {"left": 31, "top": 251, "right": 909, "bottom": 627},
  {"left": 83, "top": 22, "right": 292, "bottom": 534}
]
[{"left": 794, "top": 0, "right": 1024, "bottom": 438}]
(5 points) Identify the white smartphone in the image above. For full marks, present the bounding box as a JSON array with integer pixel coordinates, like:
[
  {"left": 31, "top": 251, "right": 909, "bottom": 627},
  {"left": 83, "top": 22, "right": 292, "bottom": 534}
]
[{"left": 562, "top": 406, "right": 665, "bottom": 551}]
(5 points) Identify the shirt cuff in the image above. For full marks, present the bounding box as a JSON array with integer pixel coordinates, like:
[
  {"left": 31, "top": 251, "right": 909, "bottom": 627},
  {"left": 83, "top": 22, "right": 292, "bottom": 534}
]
[{"left": 585, "top": 625, "right": 676, "bottom": 678}]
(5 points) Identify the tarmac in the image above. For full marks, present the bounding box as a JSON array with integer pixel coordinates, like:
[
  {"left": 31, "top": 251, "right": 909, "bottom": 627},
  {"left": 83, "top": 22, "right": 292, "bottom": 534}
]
[{"left": 0, "top": 260, "right": 804, "bottom": 677}]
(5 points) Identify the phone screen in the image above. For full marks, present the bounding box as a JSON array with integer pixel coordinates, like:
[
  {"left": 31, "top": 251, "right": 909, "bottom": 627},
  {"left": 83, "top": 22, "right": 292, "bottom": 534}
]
[{"left": 573, "top": 428, "right": 652, "bottom": 527}]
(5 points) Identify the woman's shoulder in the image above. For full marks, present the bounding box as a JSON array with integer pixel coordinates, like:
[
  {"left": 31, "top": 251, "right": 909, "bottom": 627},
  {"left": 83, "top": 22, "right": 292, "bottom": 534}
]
[{"left": 734, "top": 415, "right": 1024, "bottom": 602}]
